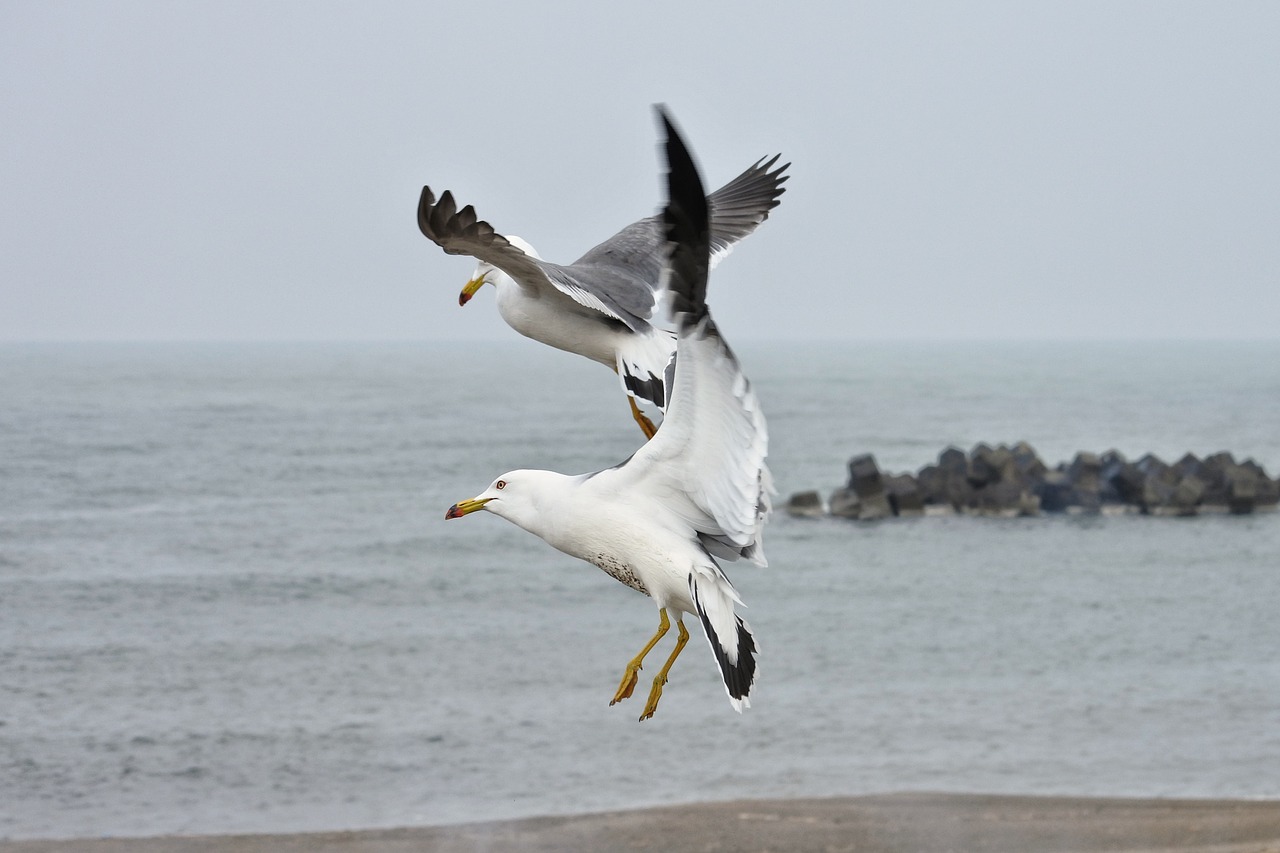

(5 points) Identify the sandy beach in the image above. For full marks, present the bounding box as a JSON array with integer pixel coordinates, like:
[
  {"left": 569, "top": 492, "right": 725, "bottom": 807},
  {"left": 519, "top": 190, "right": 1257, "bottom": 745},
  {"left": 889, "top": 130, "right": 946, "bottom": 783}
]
[{"left": 6, "top": 793, "right": 1280, "bottom": 853}]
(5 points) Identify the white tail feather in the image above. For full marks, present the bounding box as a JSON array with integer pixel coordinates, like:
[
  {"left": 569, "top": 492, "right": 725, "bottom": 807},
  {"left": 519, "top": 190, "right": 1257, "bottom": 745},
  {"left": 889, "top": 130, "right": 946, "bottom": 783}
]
[
  {"left": 689, "top": 566, "right": 756, "bottom": 711},
  {"left": 615, "top": 327, "right": 677, "bottom": 413}
]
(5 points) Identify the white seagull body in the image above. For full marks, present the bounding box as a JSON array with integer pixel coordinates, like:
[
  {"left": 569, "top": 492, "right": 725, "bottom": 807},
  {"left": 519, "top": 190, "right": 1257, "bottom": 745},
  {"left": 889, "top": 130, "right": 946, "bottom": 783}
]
[
  {"left": 446, "top": 107, "right": 772, "bottom": 719},
  {"left": 418, "top": 150, "right": 787, "bottom": 437}
]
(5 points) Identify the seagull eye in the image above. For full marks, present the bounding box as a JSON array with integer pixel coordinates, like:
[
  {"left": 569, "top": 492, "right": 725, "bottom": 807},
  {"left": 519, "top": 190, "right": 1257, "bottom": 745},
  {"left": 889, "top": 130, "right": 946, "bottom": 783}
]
[{"left": 495, "top": 480, "right": 506, "bottom": 490}]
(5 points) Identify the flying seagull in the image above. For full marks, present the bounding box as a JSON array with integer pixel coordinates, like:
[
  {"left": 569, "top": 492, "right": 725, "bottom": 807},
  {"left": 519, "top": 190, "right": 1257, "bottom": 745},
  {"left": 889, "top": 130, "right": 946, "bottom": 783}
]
[
  {"left": 445, "top": 107, "right": 772, "bottom": 720},
  {"left": 418, "top": 140, "right": 787, "bottom": 438}
]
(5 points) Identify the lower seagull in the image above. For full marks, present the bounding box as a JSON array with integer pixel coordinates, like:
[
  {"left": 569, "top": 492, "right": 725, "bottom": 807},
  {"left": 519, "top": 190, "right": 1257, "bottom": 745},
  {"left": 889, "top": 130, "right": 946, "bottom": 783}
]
[{"left": 446, "top": 107, "right": 772, "bottom": 720}]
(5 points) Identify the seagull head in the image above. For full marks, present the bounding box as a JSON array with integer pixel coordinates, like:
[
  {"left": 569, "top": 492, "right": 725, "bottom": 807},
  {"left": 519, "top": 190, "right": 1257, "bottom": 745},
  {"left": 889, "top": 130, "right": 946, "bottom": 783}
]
[
  {"left": 445, "top": 470, "right": 532, "bottom": 522},
  {"left": 445, "top": 469, "right": 570, "bottom": 536},
  {"left": 458, "top": 236, "right": 541, "bottom": 306}
]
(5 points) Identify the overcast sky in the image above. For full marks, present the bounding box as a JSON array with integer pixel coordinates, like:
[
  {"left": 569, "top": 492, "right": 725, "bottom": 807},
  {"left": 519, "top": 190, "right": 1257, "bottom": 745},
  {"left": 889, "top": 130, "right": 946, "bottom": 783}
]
[{"left": 3, "top": 1, "right": 1277, "bottom": 342}]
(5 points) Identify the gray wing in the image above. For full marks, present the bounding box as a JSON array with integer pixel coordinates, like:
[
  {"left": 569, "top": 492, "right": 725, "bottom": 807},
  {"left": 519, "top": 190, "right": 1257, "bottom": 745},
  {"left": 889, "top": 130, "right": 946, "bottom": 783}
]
[
  {"left": 570, "top": 153, "right": 789, "bottom": 282},
  {"left": 418, "top": 154, "right": 787, "bottom": 332},
  {"left": 418, "top": 186, "right": 650, "bottom": 330},
  {"left": 705, "top": 154, "right": 789, "bottom": 262},
  {"left": 417, "top": 186, "right": 542, "bottom": 279}
]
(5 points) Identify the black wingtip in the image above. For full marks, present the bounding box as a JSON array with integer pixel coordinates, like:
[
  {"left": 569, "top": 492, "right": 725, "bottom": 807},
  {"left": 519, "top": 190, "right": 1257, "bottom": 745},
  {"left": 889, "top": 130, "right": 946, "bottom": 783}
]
[
  {"left": 417, "top": 186, "right": 435, "bottom": 238},
  {"left": 754, "top": 153, "right": 792, "bottom": 190},
  {"left": 655, "top": 105, "right": 711, "bottom": 324}
]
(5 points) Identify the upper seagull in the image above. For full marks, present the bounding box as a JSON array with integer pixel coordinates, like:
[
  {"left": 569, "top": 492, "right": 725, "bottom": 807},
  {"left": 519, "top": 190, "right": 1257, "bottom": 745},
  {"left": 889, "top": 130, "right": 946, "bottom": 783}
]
[
  {"left": 445, "top": 106, "right": 772, "bottom": 720},
  {"left": 418, "top": 141, "right": 787, "bottom": 438}
]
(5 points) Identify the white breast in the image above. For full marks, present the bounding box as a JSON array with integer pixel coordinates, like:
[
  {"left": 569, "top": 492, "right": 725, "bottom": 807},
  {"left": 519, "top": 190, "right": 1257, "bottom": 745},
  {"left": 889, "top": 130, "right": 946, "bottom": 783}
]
[
  {"left": 494, "top": 278, "right": 619, "bottom": 368},
  {"left": 551, "top": 490, "right": 698, "bottom": 614}
]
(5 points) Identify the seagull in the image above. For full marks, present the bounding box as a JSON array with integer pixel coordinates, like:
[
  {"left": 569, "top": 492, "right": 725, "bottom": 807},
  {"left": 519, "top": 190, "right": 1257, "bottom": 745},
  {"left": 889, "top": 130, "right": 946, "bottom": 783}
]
[
  {"left": 418, "top": 141, "right": 787, "bottom": 439},
  {"left": 445, "top": 107, "right": 772, "bottom": 720}
]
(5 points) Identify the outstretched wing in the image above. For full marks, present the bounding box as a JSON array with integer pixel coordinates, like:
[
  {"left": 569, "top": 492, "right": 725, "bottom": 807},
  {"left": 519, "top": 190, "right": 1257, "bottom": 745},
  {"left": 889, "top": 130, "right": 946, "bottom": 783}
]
[
  {"left": 417, "top": 186, "right": 649, "bottom": 329},
  {"left": 420, "top": 146, "right": 787, "bottom": 331},
  {"left": 610, "top": 106, "right": 772, "bottom": 565},
  {"left": 570, "top": 153, "right": 789, "bottom": 282},
  {"left": 640, "top": 315, "right": 772, "bottom": 565},
  {"left": 417, "top": 186, "right": 540, "bottom": 276},
  {"left": 705, "top": 153, "right": 789, "bottom": 265}
]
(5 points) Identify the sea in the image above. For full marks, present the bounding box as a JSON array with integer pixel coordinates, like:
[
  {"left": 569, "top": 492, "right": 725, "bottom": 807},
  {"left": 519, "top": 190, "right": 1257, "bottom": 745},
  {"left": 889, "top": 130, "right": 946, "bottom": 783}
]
[{"left": 2, "top": 339, "right": 1279, "bottom": 840}]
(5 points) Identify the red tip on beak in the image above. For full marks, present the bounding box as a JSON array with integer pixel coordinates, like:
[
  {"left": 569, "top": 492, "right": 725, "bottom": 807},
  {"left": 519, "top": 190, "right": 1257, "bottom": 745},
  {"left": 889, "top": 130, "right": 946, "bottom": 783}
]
[
  {"left": 445, "top": 503, "right": 463, "bottom": 519},
  {"left": 459, "top": 276, "right": 485, "bottom": 307}
]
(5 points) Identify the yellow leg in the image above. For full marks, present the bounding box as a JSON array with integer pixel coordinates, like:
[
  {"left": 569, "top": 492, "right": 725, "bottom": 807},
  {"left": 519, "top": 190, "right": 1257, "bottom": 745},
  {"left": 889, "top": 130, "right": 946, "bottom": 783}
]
[
  {"left": 639, "top": 618, "right": 690, "bottom": 721},
  {"left": 628, "top": 397, "right": 659, "bottom": 440},
  {"left": 610, "top": 610, "right": 670, "bottom": 705}
]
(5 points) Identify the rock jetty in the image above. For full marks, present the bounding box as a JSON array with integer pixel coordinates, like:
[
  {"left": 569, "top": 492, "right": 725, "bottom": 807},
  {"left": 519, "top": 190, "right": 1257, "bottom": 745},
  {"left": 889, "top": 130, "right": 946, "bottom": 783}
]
[{"left": 787, "top": 444, "right": 1279, "bottom": 519}]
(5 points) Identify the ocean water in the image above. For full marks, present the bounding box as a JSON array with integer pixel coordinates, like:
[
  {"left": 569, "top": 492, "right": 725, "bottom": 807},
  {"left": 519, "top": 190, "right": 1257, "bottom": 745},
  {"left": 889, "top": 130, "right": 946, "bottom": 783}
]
[{"left": 1, "top": 339, "right": 1279, "bottom": 840}]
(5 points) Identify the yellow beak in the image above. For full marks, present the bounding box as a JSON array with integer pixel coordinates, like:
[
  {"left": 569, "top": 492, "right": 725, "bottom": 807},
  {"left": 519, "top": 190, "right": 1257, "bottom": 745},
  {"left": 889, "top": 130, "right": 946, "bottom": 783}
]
[
  {"left": 445, "top": 497, "right": 491, "bottom": 519},
  {"left": 459, "top": 275, "right": 486, "bottom": 306}
]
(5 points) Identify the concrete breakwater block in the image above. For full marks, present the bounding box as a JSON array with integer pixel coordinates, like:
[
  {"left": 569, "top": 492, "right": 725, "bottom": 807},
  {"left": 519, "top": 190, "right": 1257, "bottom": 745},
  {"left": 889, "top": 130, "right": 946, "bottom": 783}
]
[
  {"left": 785, "top": 444, "right": 1279, "bottom": 519},
  {"left": 785, "top": 490, "right": 826, "bottom": 518}
]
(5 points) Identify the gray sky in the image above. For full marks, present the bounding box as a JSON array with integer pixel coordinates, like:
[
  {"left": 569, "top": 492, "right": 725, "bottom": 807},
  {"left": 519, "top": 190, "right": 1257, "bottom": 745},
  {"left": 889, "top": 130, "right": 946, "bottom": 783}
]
[{"left": 3, "top": 1, "right": 1278, "bottom": 342}]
